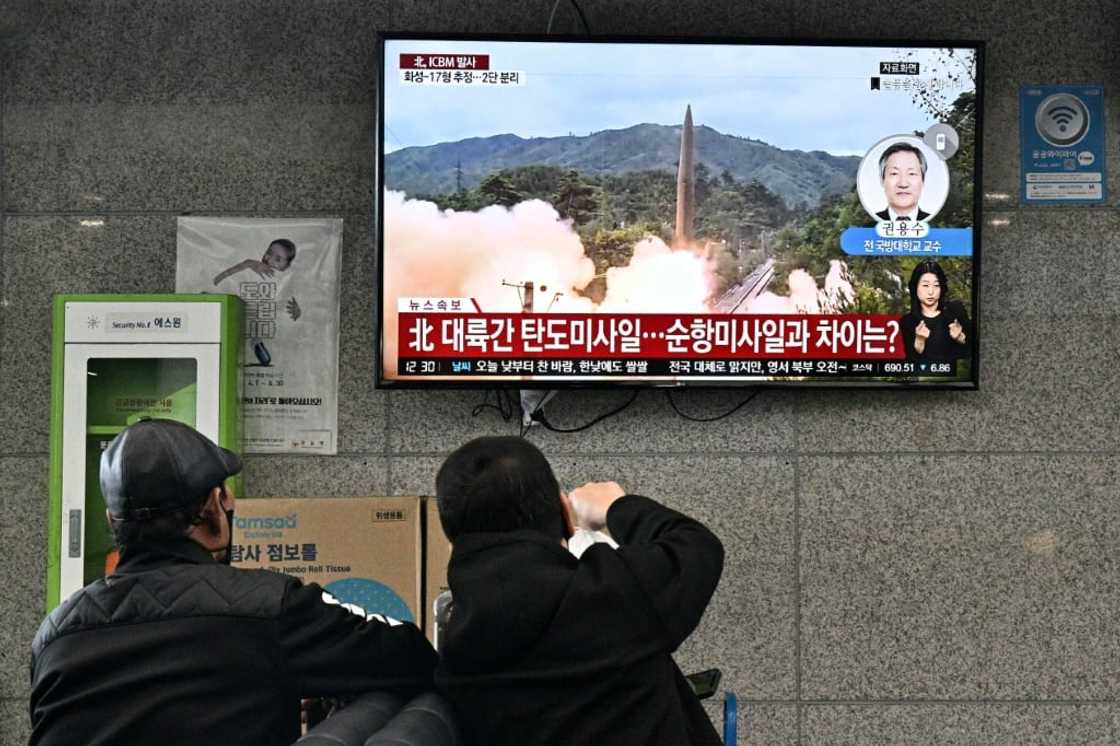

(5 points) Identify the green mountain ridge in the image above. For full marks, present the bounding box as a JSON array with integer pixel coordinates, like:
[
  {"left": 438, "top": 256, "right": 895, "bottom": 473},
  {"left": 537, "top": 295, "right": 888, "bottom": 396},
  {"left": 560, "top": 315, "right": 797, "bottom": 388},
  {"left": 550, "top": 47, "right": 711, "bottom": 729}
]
[{"left": 385, "top": 122, "right": 861, "bottom": 209}]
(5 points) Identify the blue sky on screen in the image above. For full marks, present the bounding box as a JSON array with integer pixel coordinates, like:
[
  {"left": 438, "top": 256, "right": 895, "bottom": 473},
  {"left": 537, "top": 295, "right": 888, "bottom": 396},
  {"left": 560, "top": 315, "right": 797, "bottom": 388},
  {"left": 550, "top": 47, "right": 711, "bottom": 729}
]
[{"left": 383, "top": 40, "right": 976, "bottom": 157}]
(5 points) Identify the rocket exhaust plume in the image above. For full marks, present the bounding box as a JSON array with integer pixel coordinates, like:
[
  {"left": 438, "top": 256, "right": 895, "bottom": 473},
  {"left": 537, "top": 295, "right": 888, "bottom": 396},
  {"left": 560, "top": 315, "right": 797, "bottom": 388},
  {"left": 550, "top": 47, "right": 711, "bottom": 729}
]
[
  {"left": 744, "top": 260, "right": 855, "bottom": 314},
  {"left": 383, "top": 192, "right": 594, "bottom": 375},
  {"left": 383, "top": 191, "right": 719, "bottom": 376},
  {"left": 598, "top": 237, "right": 714, "bottom": 313}
]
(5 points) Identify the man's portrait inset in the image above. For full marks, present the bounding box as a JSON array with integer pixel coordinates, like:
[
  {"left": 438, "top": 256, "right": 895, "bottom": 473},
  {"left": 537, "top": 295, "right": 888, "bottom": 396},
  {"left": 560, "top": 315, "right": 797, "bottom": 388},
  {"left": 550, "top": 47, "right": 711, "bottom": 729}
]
[{"left": 856, "top": 135, "right": 949, "bottom": 224}]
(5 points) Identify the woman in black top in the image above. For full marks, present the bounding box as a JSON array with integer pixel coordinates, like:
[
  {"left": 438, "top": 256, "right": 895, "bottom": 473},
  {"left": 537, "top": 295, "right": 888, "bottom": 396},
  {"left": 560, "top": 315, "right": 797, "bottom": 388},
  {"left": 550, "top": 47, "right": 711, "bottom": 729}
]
[{"left": 900, "top": 260, "right": 971, "bottom": 361}]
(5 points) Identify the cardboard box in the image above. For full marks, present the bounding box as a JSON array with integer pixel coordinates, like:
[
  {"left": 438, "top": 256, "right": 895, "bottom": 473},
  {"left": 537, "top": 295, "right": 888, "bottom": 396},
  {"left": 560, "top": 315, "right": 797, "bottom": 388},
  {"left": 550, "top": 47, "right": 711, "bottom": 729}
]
[
  {"left": 423, "top": 498, "right": 453, "bottom": 644},
  {"left": 233, "top": 497, "right": 422, "bottom": 625}
]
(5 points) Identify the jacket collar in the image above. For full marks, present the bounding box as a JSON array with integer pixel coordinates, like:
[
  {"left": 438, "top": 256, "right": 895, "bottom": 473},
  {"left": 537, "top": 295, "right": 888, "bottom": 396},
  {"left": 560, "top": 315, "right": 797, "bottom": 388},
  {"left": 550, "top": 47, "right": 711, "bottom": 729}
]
[{"left": 116, "top": 536, "right": 220, "bottom": 573}]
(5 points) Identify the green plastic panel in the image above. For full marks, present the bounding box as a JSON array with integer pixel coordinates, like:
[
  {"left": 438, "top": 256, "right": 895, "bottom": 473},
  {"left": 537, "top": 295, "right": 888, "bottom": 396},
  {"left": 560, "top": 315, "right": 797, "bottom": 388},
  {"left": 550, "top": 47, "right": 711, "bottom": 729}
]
[{"left": 48, "top": 294, "right": 244, "bottom": 610}]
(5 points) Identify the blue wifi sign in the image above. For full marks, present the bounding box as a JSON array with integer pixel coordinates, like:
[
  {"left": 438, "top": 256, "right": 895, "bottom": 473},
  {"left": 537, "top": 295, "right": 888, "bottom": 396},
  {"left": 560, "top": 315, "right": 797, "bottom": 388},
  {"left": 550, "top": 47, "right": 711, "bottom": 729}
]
[{"left": 1020, "top": 84, "right": 1106, "bottom": 204}]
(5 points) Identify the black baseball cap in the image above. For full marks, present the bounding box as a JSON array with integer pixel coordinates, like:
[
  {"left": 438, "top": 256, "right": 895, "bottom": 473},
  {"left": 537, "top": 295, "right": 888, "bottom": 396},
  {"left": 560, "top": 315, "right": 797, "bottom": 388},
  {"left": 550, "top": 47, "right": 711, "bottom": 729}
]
[{"left": 100, "top": 418, "right": 242, "bottom": 521}]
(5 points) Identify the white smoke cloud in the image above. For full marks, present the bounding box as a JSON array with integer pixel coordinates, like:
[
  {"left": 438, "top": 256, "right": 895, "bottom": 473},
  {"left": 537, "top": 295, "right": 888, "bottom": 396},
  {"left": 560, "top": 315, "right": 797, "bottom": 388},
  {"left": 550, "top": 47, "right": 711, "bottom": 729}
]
[
  {"left": 821, "top": 260, "right": 856, "bottom": 313},
  {"left": 744, "top": 260, "right": 855, "bottom": 315},
  {"left": 599, "top": 237, "right": 715, "bottom": 313},
  {"left": 385, "top": 191, "right": 595, "bottom": 313},
  {"left": 382, "top": 191, "right": 718, "bottom": 376}
]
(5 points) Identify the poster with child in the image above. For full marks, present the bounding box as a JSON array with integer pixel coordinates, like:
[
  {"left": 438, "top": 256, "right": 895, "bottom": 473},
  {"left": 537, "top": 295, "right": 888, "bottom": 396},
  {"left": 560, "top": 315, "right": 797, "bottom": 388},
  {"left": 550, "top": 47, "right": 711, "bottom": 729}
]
[{"left": 176, "top": 217, "right": 342, "bottom": 454}]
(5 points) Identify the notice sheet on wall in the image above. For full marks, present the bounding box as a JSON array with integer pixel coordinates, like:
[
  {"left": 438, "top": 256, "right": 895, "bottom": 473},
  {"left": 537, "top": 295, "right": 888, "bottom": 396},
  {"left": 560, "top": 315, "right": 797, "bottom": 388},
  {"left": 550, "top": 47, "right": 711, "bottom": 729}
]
[{"left": 176, "top": 216, "right": 343, "bottom": 454}]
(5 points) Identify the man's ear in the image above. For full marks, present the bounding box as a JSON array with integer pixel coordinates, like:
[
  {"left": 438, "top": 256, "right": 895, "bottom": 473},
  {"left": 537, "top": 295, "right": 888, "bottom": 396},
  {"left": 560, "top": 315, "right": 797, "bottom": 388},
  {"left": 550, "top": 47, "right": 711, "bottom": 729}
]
[
  {"left": 197, "top": 486, "right": 226, "bottom": 536},
  {"left": 216, "top": 483, "right": 234, "bottom": 512},
  {"left": 202, "top": 486, "right": 224, "bottom": 516}
]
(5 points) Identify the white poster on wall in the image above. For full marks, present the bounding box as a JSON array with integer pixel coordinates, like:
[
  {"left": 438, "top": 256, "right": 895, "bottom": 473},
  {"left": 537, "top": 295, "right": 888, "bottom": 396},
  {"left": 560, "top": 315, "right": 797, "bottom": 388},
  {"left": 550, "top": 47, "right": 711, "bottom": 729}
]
[{"left": 176, "top": 216, "right": 343, "bottom": 454}]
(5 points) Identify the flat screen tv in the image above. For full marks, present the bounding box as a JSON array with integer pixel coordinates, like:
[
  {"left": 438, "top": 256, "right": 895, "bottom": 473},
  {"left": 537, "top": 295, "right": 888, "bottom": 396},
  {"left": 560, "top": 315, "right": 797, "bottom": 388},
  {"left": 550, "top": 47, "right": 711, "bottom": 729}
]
[{"left": 377, "top": 33, "right": 982, "bottom": 388}]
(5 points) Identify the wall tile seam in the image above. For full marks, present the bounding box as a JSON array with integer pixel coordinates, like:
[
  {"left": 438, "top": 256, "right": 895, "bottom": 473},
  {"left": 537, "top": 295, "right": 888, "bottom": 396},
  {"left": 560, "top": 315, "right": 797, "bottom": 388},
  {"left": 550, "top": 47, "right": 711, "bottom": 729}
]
[
  {"left": 792, "top": 449, "right": 1118, "bottom": 457},
  {"left": 3, "top": 696, "right": 1107, "bottom": 708},
  {"left": 794, "top": 457, "right": 803, "bottom": 744},
  {"left": 243, "top": 452, "right": 389, "bottom": 459},
  {"left": 1, "top": 51, "right": 6, "bottom": 364},
  {"left": 387, "top": 451, "right": 796, "bottom": 458},
  {"left": 6, "top": 448, "right": 1118, "bottom": 460},
  {"left": 6, "top": 207, "right": 1118, "bottom": 218},
  {"left": 619, "top": 698, "right": 1120, "bottom": 705},
  {"left": 2, "top": 210, "right": 363, "bottom": 218},
  {"left": 245, "top": 458, "right": 392, "bottom": 469},
  {"left": 382, "top": 449, "right": 1118, "bottom": 458},
  {"left": 701, "top": 699, "right": 801, "bottom": 705},
  {"left": 978, "top": 207, "right": 1120, "bottom": 215},
  {"left": 799, "top": 700, "right": 1120, "bottom": 706},
  {"left": 981, "top": 314, "right": 1120, "bottom": 320},
  {"left": 794, "top": 371, "right": 804, "bottom": 743},
  {"left": 383, "top": 370, "right": 393, "bottom": 487}
]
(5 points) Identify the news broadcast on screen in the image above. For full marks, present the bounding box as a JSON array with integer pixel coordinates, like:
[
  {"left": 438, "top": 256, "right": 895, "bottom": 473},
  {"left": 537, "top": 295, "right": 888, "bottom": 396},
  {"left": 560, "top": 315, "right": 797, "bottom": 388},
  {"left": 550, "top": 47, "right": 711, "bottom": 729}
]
[{"left": 377, "top": 35, "right": 981, "bottom": 387}]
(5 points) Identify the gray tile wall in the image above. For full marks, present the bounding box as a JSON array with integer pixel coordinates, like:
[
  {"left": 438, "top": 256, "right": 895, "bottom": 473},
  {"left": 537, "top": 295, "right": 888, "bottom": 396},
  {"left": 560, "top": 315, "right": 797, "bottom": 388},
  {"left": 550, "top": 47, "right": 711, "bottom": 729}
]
[{"left": 1, "top": 1, "right": 1117, "bottom": 743}]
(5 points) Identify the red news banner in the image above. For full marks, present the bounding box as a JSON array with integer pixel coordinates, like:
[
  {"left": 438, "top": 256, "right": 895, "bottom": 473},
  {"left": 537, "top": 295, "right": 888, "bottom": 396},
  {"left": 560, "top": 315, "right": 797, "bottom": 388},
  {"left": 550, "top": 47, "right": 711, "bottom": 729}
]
[
  {"left": 400, "top": 313, "right": 906, "bottom": 360},
  {"left": 399, "top": 53, "right": 490, "bottom": 70}
]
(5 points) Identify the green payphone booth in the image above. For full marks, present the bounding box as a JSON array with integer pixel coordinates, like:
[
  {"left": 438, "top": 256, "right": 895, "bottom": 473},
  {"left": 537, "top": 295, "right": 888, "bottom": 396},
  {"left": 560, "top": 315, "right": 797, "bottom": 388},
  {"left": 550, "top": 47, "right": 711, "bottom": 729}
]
[{"left": 47, "top": 294, "right": 243, "bottom": 610}]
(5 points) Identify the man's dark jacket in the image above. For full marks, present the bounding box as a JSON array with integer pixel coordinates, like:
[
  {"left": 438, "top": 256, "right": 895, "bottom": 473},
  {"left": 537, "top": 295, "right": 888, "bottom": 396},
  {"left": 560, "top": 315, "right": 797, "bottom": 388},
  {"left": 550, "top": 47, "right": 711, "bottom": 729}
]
[
  {"left": 435, "top": 494, "right": 725, "bottom": 746},
  {"left": 30, "top": 538, "right": 437, "bottom": 746}
]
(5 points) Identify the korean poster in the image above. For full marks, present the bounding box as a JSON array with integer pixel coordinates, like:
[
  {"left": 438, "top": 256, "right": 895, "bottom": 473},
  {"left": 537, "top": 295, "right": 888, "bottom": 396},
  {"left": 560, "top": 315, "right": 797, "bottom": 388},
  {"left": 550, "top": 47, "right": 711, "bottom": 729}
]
[{"left": 176, "top": 216, "right": 343, "bottom": 454}]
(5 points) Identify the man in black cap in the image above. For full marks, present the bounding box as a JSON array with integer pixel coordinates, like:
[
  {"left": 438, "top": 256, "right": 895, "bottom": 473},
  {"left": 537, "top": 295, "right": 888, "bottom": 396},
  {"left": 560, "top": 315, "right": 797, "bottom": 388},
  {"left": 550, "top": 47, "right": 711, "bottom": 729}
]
[{"left": 30, "top": 418, "right": 437, "bottom": 746}]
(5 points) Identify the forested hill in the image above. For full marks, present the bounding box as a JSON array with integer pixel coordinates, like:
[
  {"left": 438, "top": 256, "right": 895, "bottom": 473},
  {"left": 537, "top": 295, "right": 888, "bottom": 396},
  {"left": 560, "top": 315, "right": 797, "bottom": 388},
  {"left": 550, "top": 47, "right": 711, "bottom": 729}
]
[{"left": 385, "top": 122, "right": 860, "bottom": 209}]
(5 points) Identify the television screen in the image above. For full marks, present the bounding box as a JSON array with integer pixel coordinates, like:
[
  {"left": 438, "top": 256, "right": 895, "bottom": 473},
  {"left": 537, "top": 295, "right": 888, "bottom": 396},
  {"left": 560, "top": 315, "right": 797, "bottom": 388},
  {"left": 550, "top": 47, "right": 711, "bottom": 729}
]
[{"left": 378, "top": 34, "right": 982, "bottom": 388}]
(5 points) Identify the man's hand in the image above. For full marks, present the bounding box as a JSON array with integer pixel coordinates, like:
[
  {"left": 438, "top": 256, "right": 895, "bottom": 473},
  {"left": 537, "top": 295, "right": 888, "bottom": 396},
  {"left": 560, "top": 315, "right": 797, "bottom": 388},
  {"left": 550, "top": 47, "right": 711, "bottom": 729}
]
[{"left": 567, "top": 481, "right": 626, "bottom": 532}]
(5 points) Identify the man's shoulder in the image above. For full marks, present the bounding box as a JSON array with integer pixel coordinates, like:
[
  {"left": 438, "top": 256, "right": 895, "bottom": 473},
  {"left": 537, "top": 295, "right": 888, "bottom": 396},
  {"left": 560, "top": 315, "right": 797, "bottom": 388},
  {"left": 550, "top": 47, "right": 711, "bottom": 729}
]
[
  {"left": 568, "top": 543, "right": 652, "bottom": 603},
  {"left": 33, "top": 565, "right": 294, "bottom": 657}
]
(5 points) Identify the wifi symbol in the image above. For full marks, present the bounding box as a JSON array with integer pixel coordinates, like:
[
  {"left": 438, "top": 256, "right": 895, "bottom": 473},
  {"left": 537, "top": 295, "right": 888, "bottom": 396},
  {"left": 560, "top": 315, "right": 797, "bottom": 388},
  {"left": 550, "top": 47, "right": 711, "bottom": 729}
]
[
  {"left": 1035, "top": 94, "right": 1090, "bottom": 147},
  {"left": 1047, "top": 105, "right": 1078, "bottom": 132}
]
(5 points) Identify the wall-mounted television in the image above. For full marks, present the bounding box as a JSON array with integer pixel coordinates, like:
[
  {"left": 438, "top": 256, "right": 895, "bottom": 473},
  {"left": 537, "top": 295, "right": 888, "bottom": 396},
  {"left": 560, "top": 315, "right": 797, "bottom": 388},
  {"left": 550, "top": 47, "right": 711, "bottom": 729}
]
[{"left": 377, "top": 33, "right": 982, "bottom": 388}]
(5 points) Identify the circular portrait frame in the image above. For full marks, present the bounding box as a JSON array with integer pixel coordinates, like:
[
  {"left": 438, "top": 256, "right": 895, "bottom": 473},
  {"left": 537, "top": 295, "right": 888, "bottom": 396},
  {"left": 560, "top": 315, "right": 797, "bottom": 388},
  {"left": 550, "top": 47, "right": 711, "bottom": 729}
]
[{"left": 856, "top": 134, "right": 950, "bottom": 223}]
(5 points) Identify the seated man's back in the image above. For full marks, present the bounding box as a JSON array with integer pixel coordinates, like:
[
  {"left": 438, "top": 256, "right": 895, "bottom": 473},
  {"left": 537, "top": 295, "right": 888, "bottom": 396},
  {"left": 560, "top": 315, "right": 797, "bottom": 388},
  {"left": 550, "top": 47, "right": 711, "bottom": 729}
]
[
  {"left": 30, "top": 419, "right": 437, "bottom": 746},
  {"left": 432, "top": 437, "right": 724, "bottom": 746}
]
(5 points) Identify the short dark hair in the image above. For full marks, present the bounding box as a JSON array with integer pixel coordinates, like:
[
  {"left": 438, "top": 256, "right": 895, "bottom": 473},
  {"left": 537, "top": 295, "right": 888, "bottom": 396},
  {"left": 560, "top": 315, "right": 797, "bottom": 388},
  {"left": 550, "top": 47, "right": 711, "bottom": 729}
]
[
  {"left": 436, "top": 437, "right": 564, "bottom": 542},
  {"left": 269, "top": 238, "right": 297, "bottom": 261},
  {"left": 107, "top": 485, "right": 220, "bottom": 549},
  {"left": 879, "top": 142, "right": 927, "bottom": 181},
  {"left": 908, "top": 260, "right": 949, "bottom": 315}
]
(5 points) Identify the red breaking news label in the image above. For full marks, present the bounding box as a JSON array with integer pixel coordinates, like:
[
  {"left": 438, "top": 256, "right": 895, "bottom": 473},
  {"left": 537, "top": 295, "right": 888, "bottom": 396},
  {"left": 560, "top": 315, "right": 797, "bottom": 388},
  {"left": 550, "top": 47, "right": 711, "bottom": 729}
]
[
  {"left": 399, "top": 312, "right": 907, "bottom": 360},
  {"left": 400, "top": 54, "right": 490, "bottom": 70}
]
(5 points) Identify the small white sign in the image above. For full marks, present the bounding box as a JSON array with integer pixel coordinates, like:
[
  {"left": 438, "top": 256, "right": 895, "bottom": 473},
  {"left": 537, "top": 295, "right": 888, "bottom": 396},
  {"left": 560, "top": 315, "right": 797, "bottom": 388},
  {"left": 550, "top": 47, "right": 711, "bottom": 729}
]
[
  {"left": 397, "top": 297, "right": 476, "bottom": 313},
  {"left": 106, "top": 313, "right": 188, "bottom": 334},
  {"left": 65, "top": 302, "right": 220, "bottom": 344},
  {"left": 1025, "top": 172, "right": 1102, "bottom": 182},
  {"left": 1025, "top": 182, "right": 1103, "bottom": 199}
]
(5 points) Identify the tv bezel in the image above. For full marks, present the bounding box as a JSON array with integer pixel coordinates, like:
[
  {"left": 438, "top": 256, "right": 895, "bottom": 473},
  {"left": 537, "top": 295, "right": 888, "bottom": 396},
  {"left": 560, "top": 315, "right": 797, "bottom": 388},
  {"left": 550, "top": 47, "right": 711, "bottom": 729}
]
[{"left": 375, "top": 31, "right": 984, "bottom": 391}]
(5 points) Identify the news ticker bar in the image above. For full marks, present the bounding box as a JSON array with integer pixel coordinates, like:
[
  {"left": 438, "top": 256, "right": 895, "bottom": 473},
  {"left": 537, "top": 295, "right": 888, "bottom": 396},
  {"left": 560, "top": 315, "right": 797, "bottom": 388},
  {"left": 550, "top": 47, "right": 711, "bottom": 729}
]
[
  {"left": 399, "top": 312, "right": 906, "bottom": 359},
  {"left": 399, "top": 358, "right": 959, "bottom": 378}
]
